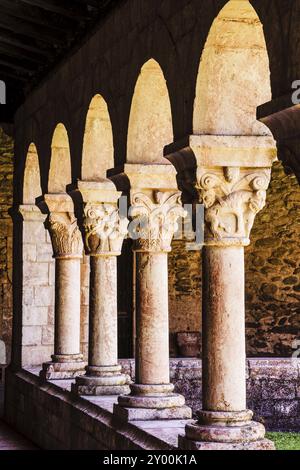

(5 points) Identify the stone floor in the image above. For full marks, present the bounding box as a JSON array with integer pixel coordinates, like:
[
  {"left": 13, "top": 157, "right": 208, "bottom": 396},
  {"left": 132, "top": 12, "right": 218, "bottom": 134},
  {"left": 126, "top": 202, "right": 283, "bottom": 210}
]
[{"left": 0, "top": 420, "right": 38, "bottom": 450}]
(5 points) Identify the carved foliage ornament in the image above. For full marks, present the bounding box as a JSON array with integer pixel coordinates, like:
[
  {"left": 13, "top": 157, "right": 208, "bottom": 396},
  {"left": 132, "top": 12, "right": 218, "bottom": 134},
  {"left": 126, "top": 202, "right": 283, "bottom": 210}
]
[
  {"left": 83, "top": 203, "right": 128, "bottom": 255},
  {"left": 197, "top": 166, "right": 271, "bottom": 246},
  {"left": 47, "top": 212, "right": 83, "bottom": 258},
  {"left": 130, "top": 191, "right": 186, "bottom": 252}
]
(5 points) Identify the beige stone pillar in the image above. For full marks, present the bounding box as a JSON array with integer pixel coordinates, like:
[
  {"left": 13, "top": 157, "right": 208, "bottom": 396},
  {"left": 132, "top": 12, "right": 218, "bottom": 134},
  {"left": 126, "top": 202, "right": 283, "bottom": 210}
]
[
  {"left": 135, "top": 251, "right": 170, "bottom": 386},
  {"left": 40, "top": 194, "right": 85, "bottom": 380},
  {"left": 112, "top": 167, "right": 192, "bottom": 421},
  {"left": 72, "top": 180, "right": 130, "bottom": 395},
  {"left": 202, "top": 246, "right": 246, "bottom": 413},
  {"left": 16, "top": 204, "right": 52, "bottom": 368},
  {"left": 165, "top": 135, "right": 276, "bottom": 449}
]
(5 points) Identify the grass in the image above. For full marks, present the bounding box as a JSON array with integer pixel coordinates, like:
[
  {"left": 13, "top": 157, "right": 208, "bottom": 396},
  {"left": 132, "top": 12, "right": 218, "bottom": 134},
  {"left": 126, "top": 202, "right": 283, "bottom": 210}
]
[{"left": 266, "top": 432, "right": 300, "bottom": 450}]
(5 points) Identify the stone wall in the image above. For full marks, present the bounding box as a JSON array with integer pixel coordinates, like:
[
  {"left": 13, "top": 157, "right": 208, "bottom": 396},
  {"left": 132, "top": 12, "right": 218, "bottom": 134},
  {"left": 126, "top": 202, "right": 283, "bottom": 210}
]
[
  {"left": 245, "top": 161, "right": 300, "bottom": 356},
  {"left": 20, "top": 209, "right": 55, "bottom": 366},
  {"left": 121, "top": 358, "right": 300, "bottom": 432},
  {"left": 0, "top": 127, "right": 13, "bottom": 364}
]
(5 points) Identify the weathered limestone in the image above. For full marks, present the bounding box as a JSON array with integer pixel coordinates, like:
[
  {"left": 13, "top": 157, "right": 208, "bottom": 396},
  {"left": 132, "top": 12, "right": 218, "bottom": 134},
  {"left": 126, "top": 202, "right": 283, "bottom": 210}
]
[
  {"left": 112, "top": 164, "right": 192, "bottom": 421},
  {"left": 39, "top": 194, "right": 85, "bottom": 380},
  {"left": 71, "top": 180, "right": 130, "bottom": 395},
  {"left": 165, "top": 134, "right": 277, "bottom": 449},
  {"left": 16, "top": 204, "right": 54, "bottom": 367}
]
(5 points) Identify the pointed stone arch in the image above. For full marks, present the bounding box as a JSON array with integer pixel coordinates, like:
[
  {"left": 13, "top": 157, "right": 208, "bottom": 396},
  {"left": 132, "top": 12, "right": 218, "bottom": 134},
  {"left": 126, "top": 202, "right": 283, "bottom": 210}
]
[
  {"left": 48, "top": 123, "right": 72, "bottom": 193},
  {"left": 193, "top": 0, "right": 272, "bottom": 136},
  {"left": 127, "top": 59, "right": 173, "bottom": 164},
  {"left": 23, "top": 143, "right": 42, "bottom": 204},
  {"left": 82, "top": 94, "right": 114, "bottom": 180}
]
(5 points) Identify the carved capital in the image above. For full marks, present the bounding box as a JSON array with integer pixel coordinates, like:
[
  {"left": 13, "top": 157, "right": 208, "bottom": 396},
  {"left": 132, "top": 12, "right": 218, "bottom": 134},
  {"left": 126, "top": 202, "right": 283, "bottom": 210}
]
[
  {"left": 47, "top": 212, "right": 83, "bottom": 259},
  {"left": 83, "top": 203, "right": 128, "bottom": 256},
  {"left": 197, "top": 166, "right": 271, "bottom": 246},
  {"left": 130, "top": 191, "right": 186, "bottom": 253}
]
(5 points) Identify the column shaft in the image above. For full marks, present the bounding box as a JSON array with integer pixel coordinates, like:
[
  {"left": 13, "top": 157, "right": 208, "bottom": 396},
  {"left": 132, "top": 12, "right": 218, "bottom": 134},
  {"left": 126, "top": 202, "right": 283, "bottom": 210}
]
[
  {"left": 72, "top": 186, "right": 130, "bottom": 396},
  {"left": 54, "top": 257, "right": 81, "bottom": 357},
  {"left": 115, "top": 187, "right": 191, "bottom": 420},
  {"left": 135, "top": 252, "right": 169, "bottom": 385},
  {"left": 202, "top": 246, "right": 246, "bottom": 412},
  {"left": 89, "top": 256, "right": 118, "bottom": 367}
]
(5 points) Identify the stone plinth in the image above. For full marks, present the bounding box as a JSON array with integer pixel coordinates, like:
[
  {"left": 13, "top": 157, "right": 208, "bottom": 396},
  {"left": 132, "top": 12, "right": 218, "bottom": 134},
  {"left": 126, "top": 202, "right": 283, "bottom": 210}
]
[{"left": 40, "top": 357, "right": 85, "bottom": 380}]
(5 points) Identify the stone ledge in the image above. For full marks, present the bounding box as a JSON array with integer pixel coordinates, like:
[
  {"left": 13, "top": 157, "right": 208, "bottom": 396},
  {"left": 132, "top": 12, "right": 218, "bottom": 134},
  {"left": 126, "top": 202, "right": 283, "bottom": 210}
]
[
  {"left": 4, "top": 355, "right": 300, "bottom": 450},
  {"left": 4, "top": 368, "right": 191, "bottom": 450}
]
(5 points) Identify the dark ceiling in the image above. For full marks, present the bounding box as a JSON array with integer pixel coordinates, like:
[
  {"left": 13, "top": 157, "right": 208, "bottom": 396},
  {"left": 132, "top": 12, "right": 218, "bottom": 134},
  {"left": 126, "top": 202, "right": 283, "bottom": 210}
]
[{"left": 0, "top": 0, "right": 120, "bottom": 122}]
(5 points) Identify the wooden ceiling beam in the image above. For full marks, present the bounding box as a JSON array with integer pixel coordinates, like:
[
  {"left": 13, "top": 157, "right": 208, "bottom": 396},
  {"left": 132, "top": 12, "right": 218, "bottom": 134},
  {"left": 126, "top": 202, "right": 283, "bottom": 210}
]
[
  {"left": 0, "top": 29, "right": 53, "bottom": 56},
  {"left": 74, "top": 0, "right": 100, "bottom": 8},
  {"left": 0, "top": 1, "right": 73, "bottom": 32},
  {"left": 0, "top": 12, "right": 67, "bottom": 45},
  {"left": 18, "top": 0, "right": 90, "bottom": 21},
  {"left": 0, "top": 70, "right": 27, "bottom": 82},
  {"left": 0, "top": 57, "right": 34, "bottom": 75},
  {"left": 0, "top": 42, "right": 45, "bottom": 64}
]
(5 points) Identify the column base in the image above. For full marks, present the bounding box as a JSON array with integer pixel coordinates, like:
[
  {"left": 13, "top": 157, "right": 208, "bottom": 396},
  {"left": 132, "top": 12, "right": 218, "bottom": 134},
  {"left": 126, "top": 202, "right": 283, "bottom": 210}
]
[
  {"left": 114, "top": 383, "right": 192, "bottom": 421},
  {"left": 179, "top": 410, "right": 275, "bottom": 451},
  {"left": 72, "top": 365, "right": 131, "bottom": 396},
  {"left": 179, "top": 435, "right": 275, "bottom": 450},
  {"left": 40, "top": 355, "right": 86, "bottom": 380}
]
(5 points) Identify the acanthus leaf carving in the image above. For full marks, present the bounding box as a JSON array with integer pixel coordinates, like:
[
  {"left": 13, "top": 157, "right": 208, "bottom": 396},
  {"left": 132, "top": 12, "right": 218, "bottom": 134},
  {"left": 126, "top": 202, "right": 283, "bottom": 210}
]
[
  {"left": 47, "top": 212, "right": 83, "bottom": 258},
  {"left": 197, "top": 166, "right": 271, "bottom": 246},
  {"left": 83, "top": 203, "right": 128, "bottom": 256},
  {"left": 130, "top": 191, "right": 186, "bottom": 252}
]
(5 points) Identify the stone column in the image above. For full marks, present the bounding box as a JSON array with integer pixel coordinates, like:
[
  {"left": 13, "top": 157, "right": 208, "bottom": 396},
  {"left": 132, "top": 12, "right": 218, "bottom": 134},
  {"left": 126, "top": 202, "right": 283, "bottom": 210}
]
[
  {"left": 114, "top": 188, "right": 192, "bottom": 421},
  {"left": 40, "top": 194, "right": 86, "bottom": 380},
  {"left": 182, "top": 165, "right": 275, "bottom": 449},
  {"left": 165, "top": 135, "right": 277, "bottom": 449},
  {"left": 71, "top": 181, "right": 130, "bottom": 395}
]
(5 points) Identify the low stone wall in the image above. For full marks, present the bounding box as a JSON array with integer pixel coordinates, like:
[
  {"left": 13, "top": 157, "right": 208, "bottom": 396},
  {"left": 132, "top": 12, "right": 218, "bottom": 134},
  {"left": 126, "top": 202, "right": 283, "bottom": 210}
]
[
  {"left": 120, "top": 358, "right": 300, "bottom": 432},
  {"left": 4, "top": 357, "right": 300, "bottom": 451},
  {"left": 4, "top": 369, "right": 179, "bottom": 450}
]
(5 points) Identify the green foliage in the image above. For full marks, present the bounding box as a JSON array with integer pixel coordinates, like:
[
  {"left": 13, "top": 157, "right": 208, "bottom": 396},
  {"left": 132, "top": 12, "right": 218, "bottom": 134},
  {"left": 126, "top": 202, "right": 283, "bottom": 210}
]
[{"left": 267, "top": 432, "right": 300, "bottom": 450}]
